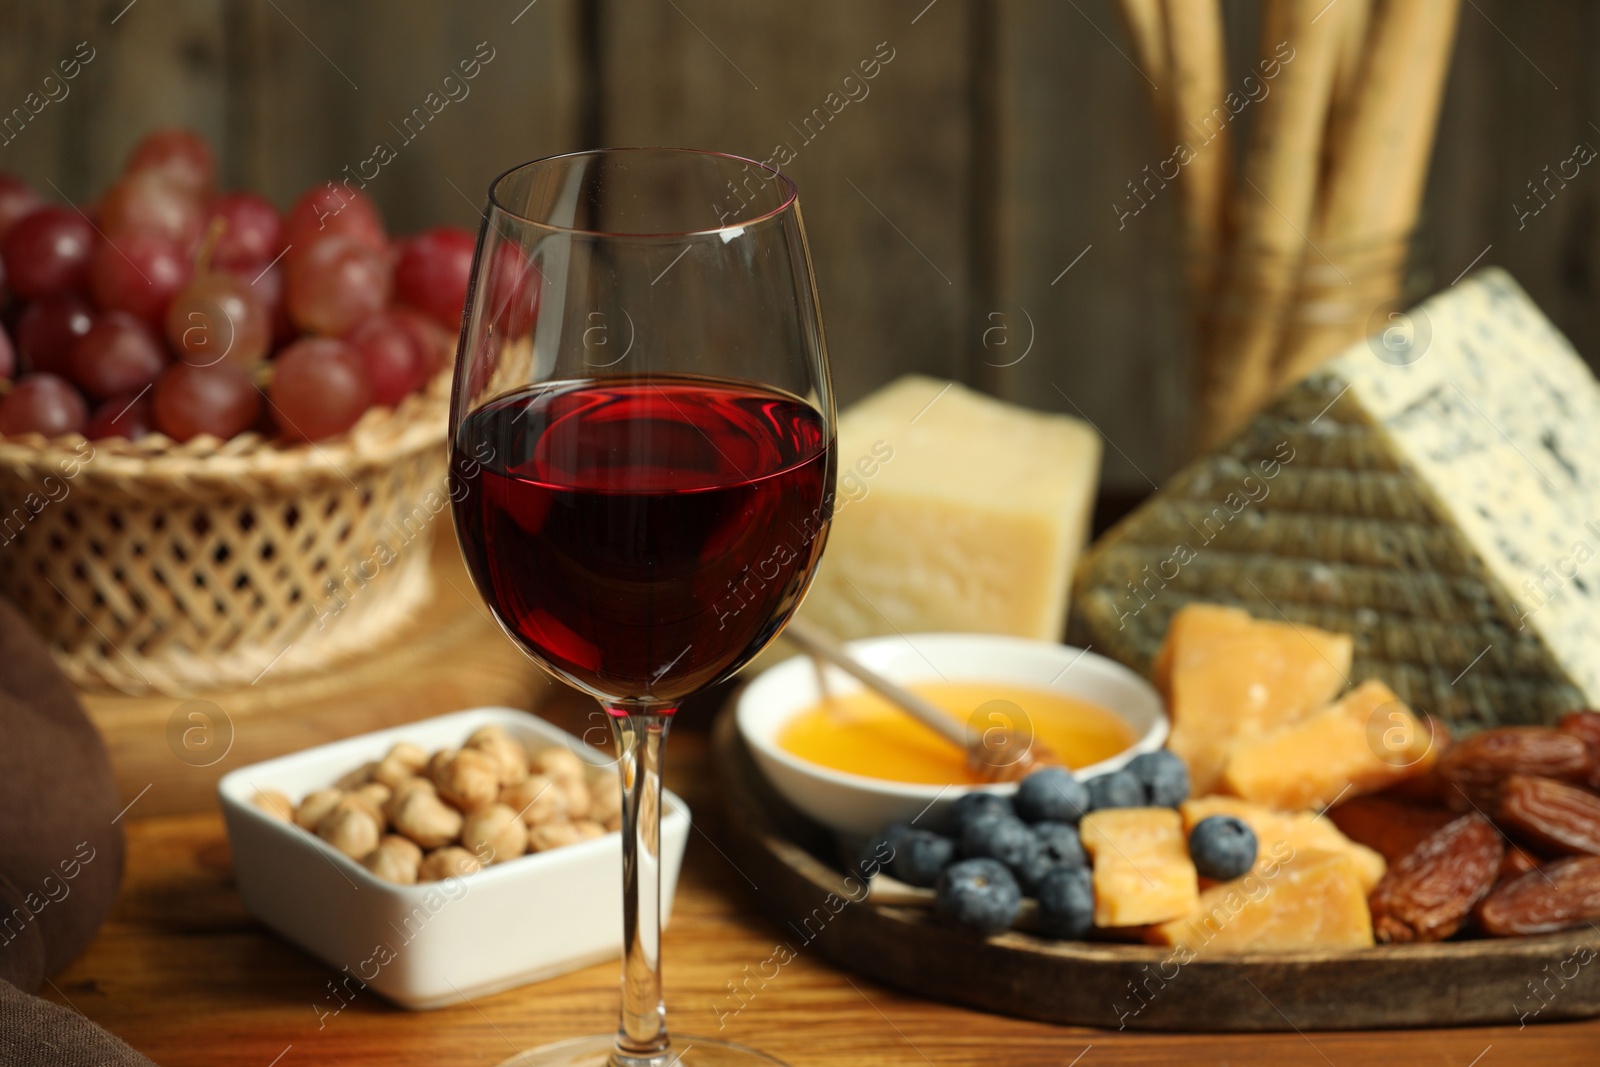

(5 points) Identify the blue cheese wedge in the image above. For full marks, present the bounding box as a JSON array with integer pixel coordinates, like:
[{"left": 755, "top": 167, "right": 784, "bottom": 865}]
[{"left": 1072, "top": 269, "right": 1600, "bottom": 730}]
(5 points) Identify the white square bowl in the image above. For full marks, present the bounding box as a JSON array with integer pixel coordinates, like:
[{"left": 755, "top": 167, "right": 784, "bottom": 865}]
[{"left": 218, "top": 706, "right": 690, "bottom": 1010}]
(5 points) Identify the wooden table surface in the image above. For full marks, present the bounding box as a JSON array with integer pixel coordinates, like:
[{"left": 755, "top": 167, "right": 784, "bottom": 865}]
[{"left": 46, "top": 545, "right": 1600, "bottom": 1066}]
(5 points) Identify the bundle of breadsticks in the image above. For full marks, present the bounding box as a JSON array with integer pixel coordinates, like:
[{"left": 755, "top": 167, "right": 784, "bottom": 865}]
[{"left": 1118, "top": 0, "right": 1462, "bottom": 448}]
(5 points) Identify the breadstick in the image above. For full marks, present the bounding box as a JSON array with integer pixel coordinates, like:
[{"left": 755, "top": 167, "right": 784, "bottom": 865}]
[
  {"left": 1199, "top": 0, "right": 1350, "bottom": 447},
  {"left": 1273, "top": 0, "right": 1462, "bottom": 387}
]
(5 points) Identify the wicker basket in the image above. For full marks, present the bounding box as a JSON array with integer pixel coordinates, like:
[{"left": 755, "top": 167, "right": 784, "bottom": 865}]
[{"left": 0, "top": 376, "right": 451, "bottom": 695}]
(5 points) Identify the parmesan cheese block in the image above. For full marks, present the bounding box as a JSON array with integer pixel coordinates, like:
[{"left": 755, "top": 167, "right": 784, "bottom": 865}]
[
  {"left": 1148, "top": 849, "right": 1376, "bottom": 955},
  {"left": 1180, "top": 795, "right": 1386, "bottom": 892},
  {"left": 1222, "top": 679, "right": 1439, "bottom": 809},
  {"left": 1072, "top": 269, "right": 1600, "bottom": 732},
  {"left": 1157, "top": 603, "right": 1353, "bottom": 794},
  {"left": 795, "top": 375, "right": 1100, "bottom": 643},
  {"left": 1080, "top": 807, "right": 1200, "bottom": 926}
]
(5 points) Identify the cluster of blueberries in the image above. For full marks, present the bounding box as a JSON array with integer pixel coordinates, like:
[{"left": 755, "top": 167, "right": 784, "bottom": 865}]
[{"left": 858, "top": 749, "right": 1258, "bottom": 938}]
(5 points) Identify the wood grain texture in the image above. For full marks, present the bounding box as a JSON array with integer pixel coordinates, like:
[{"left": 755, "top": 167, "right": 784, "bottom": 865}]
[
  {"left": 80, "top": 535, "right": 554, "bottom": 819},
  {"left": 43, "top": 686, "right": 1600, "bottom": 1065}
]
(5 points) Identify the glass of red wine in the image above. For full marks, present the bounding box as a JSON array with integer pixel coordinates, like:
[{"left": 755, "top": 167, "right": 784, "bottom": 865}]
[{"left": 449, "top": 150, "right": 835, "bottom": 1067}]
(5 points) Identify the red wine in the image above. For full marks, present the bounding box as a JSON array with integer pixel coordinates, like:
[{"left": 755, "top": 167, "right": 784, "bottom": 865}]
[{"left": 451, "top": 376, "right": 835, "bottom": 707}]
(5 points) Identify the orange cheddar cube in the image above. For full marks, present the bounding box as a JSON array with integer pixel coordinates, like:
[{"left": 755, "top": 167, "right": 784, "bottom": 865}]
[
  {"left": 1157, "top": 604, "right": 1353, "bottom": 794},
  {"left": 1079, "top": 807, "right": 1199, "bottom": 927},
  {"left": 1148, "top": 848, "right": 1376, "bottom": 955},
  {"left": 1221, "top": 680, "right": 1438, "bottom": 811},
  {"left": 1180, "top": 795, "right": 1386, "bottom": 891}
]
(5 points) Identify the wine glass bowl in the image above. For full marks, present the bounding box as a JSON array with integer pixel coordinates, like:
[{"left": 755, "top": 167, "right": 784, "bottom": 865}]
[{"left": 449, "top": 150, "right": 834, "bottom": 1067}]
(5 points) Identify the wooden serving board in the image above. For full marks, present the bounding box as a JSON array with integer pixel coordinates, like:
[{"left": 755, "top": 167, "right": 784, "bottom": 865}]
[{"left": 712, "top": 708, "right": 1600, "bottom": 1032}]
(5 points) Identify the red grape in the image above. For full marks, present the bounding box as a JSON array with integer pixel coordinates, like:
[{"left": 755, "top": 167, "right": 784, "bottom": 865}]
[
  {"left": 0, "top": 326, "right": 13, "bottom": 380},
  {"left": 15, "top": 294, "right": 94, "bottom": 375},
  {"left": 345, "top": 311, "right": 424, "bottom": 406},
  {"left": 284, "top": 235, "right": 390, "bottom": 336},
  {"left": 487, "top": 241, "right": 540, "bottom": 338},
  {"left": 0, "top": 174, "right": 43, "bottom": 241},
  {"left": 152, "top": 362, "right": 260, "bottom": 442},
  {"left": 166, "top": 271, "right": 270, "bottom": 370},
  {"left": 70, "top": 311, "right": 167, "bottom": 399},
  {"left": 389, "top": 305, "right": 452, "bottom": 378},
  {"left": 269, "top": 338, "right": 372, "bottom": 441},
  {"left": 225, "top": 261, "right": 296, "bottom": 346},
  {"left": 394, "top": 226, "right": 475, "bottom": 330},
  {"left": 100, "top": 171, "right": 204, "bottom": 248},
  {"left": 89, "top": 233, "right": 192, "bottom": 327},
  {"left": 207, "top": 192, "right": 282, "bottom": 270},
  {"left": 283, "top": 184, "right": 385, "bottom": 252},
  {"left": 0, "top": 374, "right": 88, "bottom": 437},
  {"left": 85, "top": 390, "right": 154, "bottom": 441},
  {"left": 2, "top": 207, "right": 96, "bottom": 299},
  {"left": 125, "top": 128, "right": 216, "bottom": 198}
]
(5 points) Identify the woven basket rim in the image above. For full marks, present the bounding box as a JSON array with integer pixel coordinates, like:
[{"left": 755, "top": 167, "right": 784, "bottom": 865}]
[{"left": 0, "top": 372, "right": 451, "bottom": 486}]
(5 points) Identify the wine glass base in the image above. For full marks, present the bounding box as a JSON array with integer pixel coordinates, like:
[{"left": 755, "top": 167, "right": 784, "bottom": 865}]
[{"left": 494, "top": 1034, "right": 788, "bottom": 1067}]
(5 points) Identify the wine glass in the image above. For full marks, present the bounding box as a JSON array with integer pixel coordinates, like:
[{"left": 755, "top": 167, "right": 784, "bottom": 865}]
[{"left": 448, "top": 149, "right": 835, "bottom": 1067}]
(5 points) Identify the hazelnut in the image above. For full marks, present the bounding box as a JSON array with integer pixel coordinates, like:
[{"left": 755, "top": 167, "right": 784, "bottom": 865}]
[
  {"left": 335, "top": 760, "right": 377, "bottom": 791},
  {"left": 531, "top": 747, "right": 587, "bottom": 787},
  {"left": 385, "top": 777, "right": 436, "bottom": 822},
  {"left": 437, "top": 749, "right": 500, "bottom": 811},
  {"left": 500, "top": 774, "right": 569, "bottom": 826},
  {"left": 589, "top": 777, "right": 623, "bottom": 828},
  {"left": 560, "top": 779, "right": 593, "bottom": 821},
  {"left": 420, "top": 846, "right": 482, "bottom": 882},
  {"left": 318, "top": 805, "right": 381, "bottom": 859},
  {"left": 373, "top": 742, "right": 429, "bottom": 790},
  {"left": 295, "top": 788, "right": 345, "bottom": 831},
  {"left": 530, "top": 820, "right": 589, "bottom": 852},
  {"left": 363, "top": 835, "right": 423, "bottom": 884},
  {"left": 354, "top": 781, "right": 392, "bottom": 815},
  {"left": 251, "top": 790, "right": 294, "bottom": 822},
  {"left": 466, "top": 725, "right": 530, "bottom": 786},
  {"left": 426, "top": 747, "right": 459, "bottom": 784},
  {"left": 461, "top": 804, "right": 528, "bottom": 865},
  {"left": 392, "top": 786, "right": 464, "bottom": 849}
]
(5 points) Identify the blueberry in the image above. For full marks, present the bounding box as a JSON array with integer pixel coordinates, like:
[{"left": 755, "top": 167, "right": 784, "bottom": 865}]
[
  {"left": 960, "top": 814, "right": 1040, "bottom": 877},
  {"left": 950, "top": 790, "right": 1014, "bottom": 832},
  {"left": 1188, "top": 815, "right": 1258, "bottom": 881},
  {"left": 1035, "top": 866, "right": 1095, "bottom": 939},
  {"left": 857, "top": 822, "right": 911, "bottom": 879},
  {"left": 935, "top": 858, "right": 1022, "bottom": 934},
  {"left": 1014, "top": 821, "right": 1087, "bottom": 893},
  {"left": 1013, "top": 766, "right": 1090, "bottom": 825},
  {"left": 889, "top": 829, "right": 956, "bottom": 888},
  {"left": 1125, "top": 750, "right": 1191, "bottom": 807},
  {"left": 1086, "top": 769, "right": 1144, "bottom": 811}
]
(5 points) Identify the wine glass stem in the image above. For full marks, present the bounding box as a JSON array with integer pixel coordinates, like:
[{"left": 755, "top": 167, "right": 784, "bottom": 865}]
[{"left": 609, "top": 708, "right": 674, "bottom": 1066}]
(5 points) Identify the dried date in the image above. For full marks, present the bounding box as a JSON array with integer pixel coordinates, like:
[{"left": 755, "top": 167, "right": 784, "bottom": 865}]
[
  {"left": 1369, "top": 813, "right": 1504, "bottom": 943},
  {"left": 1557, "top": 710, "right": 1600, "bottom": 791},
  {"left": 1498, "top": 774, "right": 1600, "bottom": 857},
  {"left": 1499, "top": 845, "right": 1541, "bottom": 881},
  {"left": 1328, "top": 795, "right": 1455, "bottom": 865},
  {"left": 1437, "top": 727, "right": 1591, "bottom": 808},
  {"left": 1478, "top": 856, "right": 1600, "bottom": 936}
]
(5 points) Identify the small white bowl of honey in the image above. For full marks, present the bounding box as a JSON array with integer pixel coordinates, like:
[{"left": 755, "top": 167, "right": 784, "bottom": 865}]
[{"left": 736, "top": 633, "right": 1168, "bottom": 835}]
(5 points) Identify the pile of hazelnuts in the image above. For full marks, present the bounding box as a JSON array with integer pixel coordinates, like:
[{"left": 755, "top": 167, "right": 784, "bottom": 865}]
[{"left": 252, "top": 723, "right": 622, "bottom": 884}]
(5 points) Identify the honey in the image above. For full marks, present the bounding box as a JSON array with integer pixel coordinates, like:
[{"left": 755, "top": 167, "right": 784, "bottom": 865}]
[{"left": 777, "top": 681, "right": 1137, "bottom": 785}]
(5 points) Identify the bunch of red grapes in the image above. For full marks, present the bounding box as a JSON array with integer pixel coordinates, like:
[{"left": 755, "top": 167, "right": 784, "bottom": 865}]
[{"left": 0, "top": 127, "right": 494, "bottom": 444}]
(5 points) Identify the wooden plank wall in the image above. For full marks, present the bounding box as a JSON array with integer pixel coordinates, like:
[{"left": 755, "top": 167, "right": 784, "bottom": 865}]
[{"left": 0, "top": 0, "right": 1598, "bottom": 490}]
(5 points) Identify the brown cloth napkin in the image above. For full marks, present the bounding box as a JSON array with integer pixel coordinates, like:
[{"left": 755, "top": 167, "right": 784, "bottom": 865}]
[{"left": 0, "top": 596, "right": 154, "bottom": 1065}]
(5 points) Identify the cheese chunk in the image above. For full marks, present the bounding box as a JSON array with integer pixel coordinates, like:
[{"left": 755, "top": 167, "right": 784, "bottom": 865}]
[
  {"left": 1080, "top": 807, "right": 1199, "bottom": 926},
  {"left": 1073, "top": 269, "right": 1600, "bottom": 731},
  {"left": 1158, "top": 603, "right": 1352, "bottom": 794},
  {"left": 1148, "top": 849, "right": 1375, "bottom": 955},
  {"left": 1222, "top": 680, "right": 1438, "bottom": 809},
  {"left": 1180, "top": 795, "right": 1386, "bottom": 891},
  {"left": 796, "top": 375, "right": 1100, "bottom": 643}
]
